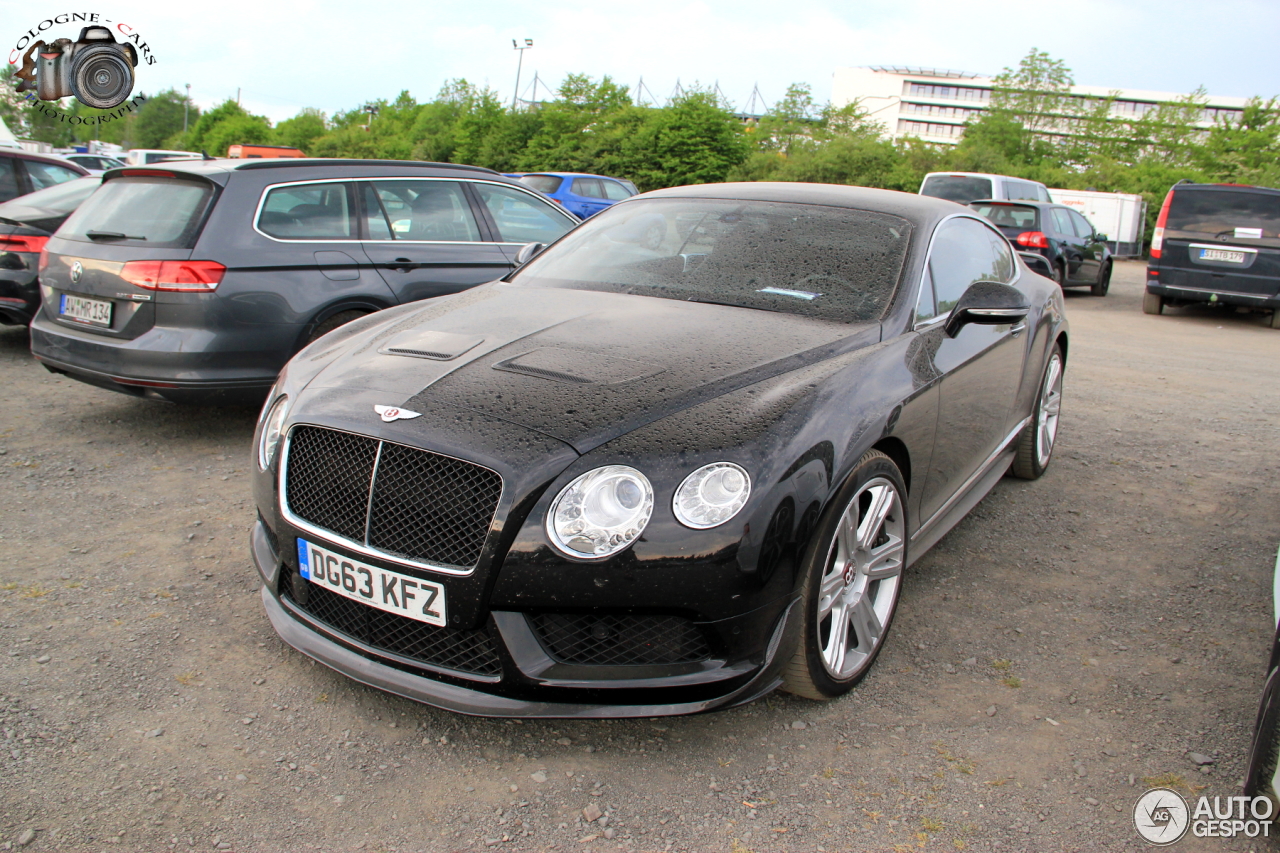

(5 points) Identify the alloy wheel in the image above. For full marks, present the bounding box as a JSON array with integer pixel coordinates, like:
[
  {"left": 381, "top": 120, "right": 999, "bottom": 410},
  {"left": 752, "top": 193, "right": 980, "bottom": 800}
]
[{"left": 1036, "top": 351, "right": 1064, "bottom": 469}]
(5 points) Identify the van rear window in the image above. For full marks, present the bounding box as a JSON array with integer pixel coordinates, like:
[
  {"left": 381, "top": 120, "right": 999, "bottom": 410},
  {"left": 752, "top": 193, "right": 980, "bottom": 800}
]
[
  {"left": 1167, "top": 189, "right": 1280, "bottom": 239},
  {"left": 921, "top": 175, "right": 993, "bottom": 203},
  {"left": 519, "top": 175, "right": 563, "bottom": 194},
  {"left": 58, "top": 176, "right": 213, "bottom": 248}
]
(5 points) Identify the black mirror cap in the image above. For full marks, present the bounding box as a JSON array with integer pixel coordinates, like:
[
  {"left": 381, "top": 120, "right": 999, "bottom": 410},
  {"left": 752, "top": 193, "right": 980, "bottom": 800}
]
[
  {"left": 515, "top": 241, "right": 546, "bottom": 266},
  {"left": 945, "top": 280, "right": 1032, "bottom": 338}
]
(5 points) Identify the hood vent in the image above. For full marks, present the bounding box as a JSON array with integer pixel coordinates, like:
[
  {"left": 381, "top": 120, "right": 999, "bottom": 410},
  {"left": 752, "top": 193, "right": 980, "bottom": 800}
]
[
  {"left": 493, "top": 348, "right": 663, "bottom": 386},
  {"left": 379, "top": 329, "right": 484, "bottom": 361}
]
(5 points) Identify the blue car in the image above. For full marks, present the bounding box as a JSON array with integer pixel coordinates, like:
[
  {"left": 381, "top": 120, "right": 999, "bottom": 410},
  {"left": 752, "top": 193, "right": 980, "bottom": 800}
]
[{"left": 508, "top": 172, "right": 639, "bottom": 219}]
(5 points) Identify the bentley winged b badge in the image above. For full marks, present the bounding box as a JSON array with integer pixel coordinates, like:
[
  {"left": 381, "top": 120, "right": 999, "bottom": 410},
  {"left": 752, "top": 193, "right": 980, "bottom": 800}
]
[{"left": 374, "top": 405, "right": 422, "bottom": 423}]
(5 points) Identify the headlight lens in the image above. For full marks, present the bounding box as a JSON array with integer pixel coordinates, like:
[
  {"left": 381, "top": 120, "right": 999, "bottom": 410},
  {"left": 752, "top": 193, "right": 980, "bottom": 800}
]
[
  {"left": 547, "top": 465, "right": 654, "bottom": 559},
  {"left": 673, "top": 462, "right": 751, "bottom": 529},
  {"left": 257, "top": 394, "right": 290, "bottom": 471}
]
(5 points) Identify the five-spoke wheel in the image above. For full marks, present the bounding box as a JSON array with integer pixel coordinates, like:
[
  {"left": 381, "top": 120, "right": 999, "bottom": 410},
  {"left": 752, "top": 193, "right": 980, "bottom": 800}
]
[{"left": 1011, "top": 343, "right": 1064, "bottom": 480}]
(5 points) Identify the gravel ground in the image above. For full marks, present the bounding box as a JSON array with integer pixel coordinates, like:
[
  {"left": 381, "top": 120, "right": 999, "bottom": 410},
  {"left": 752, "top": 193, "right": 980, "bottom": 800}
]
[{"left": 1, "top": 260, "right": 1279, "bottom": 853}]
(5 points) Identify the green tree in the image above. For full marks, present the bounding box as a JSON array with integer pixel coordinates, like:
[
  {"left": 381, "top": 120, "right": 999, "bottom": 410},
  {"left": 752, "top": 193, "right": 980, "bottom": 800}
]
[
  {"left": 132, "top": 89, "right": 196, "bottom": 149},
  {"left": 274, "top": 108, "right": 326, "bottom": 154},
  {"left": 989, "top": 48, "right": 1075, "bottom": 135}
]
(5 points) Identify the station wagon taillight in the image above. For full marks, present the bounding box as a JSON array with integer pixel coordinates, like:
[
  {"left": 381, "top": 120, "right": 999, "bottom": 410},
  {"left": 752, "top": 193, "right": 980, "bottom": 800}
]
[
  {"left": 1150, "top": 189, "right": 1175, "bottom": 259},
  {"left": 120, "top": 260, "right": 226, "bottom": 292},
  {"left": 1016, "top": 231, "right": 1049, "bottom": 249},
  {"left": 0, "top": 234, "right": 50, "bottom": 254}
]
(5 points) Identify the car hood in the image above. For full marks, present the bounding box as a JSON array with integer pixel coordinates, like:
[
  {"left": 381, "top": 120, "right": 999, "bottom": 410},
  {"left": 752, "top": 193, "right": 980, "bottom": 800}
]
[{"left": 302, "top": 282, "right": 881, "bottom": 454}]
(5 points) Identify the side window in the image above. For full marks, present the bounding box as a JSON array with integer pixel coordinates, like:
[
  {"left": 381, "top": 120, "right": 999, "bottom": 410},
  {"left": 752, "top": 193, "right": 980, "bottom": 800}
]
[
  {"left": 1037, "top": 186, "right": 1051, "bottom": 202},
  {"left": 572, "top": 178, "right": 606, "bottom": 199},
  {"left": 601, "top": 180, "right": 633, "bottom": 201},
  {"left": 258, "top": 182, "right": 354, "bottom": 239},
  {"left": 0, "top": 158, "right": 18, "bottom": 203},
  {"left": 1068, "top": 210, "right": 1094, "bottom": 239},
  {"left": 361, "top": 183, "right": 392, "bottom": 240},
  {"left": 473, "top": 183, "right": 575, "bottom": 245},
  {"left": 928, "top": 218, "right": 1015, "bottom": 314},
  {"left": 1050, "top": 208, "right": 1075, "bottom": 236},
  {"left": 26, "top": 161, "right": 81, "bottom": 190},
  {"left": 915, "top": 265, "right": 938, "bottom": 324},
  {"left": 368, "top": 180, "right": 481, "bottom": 242}
]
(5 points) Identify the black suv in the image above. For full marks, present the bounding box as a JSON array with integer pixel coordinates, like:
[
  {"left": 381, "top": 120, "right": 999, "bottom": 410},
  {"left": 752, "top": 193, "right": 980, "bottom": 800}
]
[
  {"left": 1144, "top": 182, "right": 1280, "bottom": 328},
  {"left": 969, "top": 199, "right": 1112, "bottom": 295},
  {"left": 0, "top": 176, "right": 100, "bottom": 325},
  {"left": 29, "top": 159, "right": 580, "bottom": 402}
]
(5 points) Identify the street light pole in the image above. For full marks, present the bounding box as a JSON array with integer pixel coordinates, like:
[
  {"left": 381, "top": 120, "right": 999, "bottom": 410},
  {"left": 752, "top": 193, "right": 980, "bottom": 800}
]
[
  {"left": 511, "top": 38, "right": 533, "bottom": 110},
  {"left": 183, "top": 83, "right": 191, "bottom": 132}
]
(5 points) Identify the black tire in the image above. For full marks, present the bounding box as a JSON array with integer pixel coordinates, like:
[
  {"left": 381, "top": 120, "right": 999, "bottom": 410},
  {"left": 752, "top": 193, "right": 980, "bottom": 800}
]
[
  {"left": 1052, "top": 261, "right": 1066, "bottom": 288},
  {"left": 1010, "top": 343, "right": 1064, "bottom": 480},
  {"left": 1271, "top": 308, "right": 1280, "bottom": 330},
  {"left": 1091, "top": 261, "right": 1111, "bottom": 297},
  {"left": 305, "top": 310, "right": 367, "bottom": 346},
  {"left": 782, "top": 449, "right": 907, "bottom": 700},
  {"left": 1245, "top": 666, "right": 1280, "bottom": 802},
  {"left": 1142, "top": 291, "right": 1164, "bottom": 315}
]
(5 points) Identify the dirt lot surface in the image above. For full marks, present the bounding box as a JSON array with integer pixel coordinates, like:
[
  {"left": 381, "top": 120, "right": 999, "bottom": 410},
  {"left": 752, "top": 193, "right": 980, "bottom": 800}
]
[{"left": 2, "top": 260, "right": 1279, "bottom": 853}]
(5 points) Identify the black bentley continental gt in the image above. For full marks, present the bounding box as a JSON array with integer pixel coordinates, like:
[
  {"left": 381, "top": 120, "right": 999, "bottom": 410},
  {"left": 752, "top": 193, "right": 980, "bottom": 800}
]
[{"left": 250, "top": 183, "right": 1068, "bottom": 718}]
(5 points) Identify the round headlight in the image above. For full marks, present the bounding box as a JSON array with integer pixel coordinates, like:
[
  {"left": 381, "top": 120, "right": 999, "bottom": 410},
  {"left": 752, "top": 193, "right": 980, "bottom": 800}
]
[
  {"left": 673, "top": 462, "right": 751, "bottom": 529},
  {"left": 257, "top": 394, "right": 289, "bottom": 471},
  {"left": 547, "top": 465, "right": 654, "bottom": 560}
]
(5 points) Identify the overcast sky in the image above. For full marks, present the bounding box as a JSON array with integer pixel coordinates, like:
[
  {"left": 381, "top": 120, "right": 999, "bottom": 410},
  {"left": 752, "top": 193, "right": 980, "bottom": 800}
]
[{"left": 4, "top": 0, "right": 1276, "bottom": 123}]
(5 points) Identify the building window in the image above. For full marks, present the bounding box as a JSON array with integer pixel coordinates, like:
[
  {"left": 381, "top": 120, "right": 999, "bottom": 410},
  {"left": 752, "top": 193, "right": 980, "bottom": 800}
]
[
  {"left": 897, "top": 120, "right": 964, "bottom": 138},
  {"left": 904, "top": 82, "right": 990, "bottom": 102}
]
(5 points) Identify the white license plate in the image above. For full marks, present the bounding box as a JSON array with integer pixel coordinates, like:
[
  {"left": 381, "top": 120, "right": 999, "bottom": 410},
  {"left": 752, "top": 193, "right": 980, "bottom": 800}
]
[
  {"left": 59, "top": 293, "right": 113, "bottom": 327},
  {"left": 297, "top": 539, "right": 446, "bottom": 627},
  {"left": 1199, "top": 248, "right": 1246, "bottom": 263}
]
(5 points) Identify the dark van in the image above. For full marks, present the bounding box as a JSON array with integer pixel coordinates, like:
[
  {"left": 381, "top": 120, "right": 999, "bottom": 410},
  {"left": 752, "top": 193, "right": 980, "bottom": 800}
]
[{"left": 1144, "top": 182, "right": 1280, "bottom": 328}]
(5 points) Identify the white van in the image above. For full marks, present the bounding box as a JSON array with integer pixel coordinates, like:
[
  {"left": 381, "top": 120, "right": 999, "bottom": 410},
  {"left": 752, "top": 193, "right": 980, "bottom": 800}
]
[
  {"left": 124, "top": 149, "right": 202, "bottom": 166},
  {"left": 919, "top": 172, "right": 1052, "bottom": 204}
]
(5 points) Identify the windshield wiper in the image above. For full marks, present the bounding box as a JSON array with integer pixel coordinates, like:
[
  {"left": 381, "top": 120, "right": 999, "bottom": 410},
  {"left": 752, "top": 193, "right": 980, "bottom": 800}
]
[
  {"left": 86, "top": 229, "right": 146, "bottom": 241},
  {"left": 685, "top": 295, "right": 776, "bottom": 313}
]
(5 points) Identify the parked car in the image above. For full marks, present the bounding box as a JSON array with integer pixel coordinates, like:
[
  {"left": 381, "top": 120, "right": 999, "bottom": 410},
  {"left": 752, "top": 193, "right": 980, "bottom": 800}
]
[
  {"left": 62, "top": 153, "right": 125, "bottom": 173},
  {"left": 510, "top": 172, "right": 638, "bottom": 218},
  {"left": 0, "top": 175, "right": 101, "bottom": 325},
  {"left": 29, "top": 158, "right": 580, "bottom": 403},
  {"left": 1144, "top": 182, "right": 1280, "bottom": 328},
  {"left": 0, "top": 149, "right": 89, "bottom": 204},
  {"left": 251, "top": 183, "right": 1068, "bottom": 718},
  {"left": 123, "top": 149, "right": 202, "bottom": 166},
  {"left": 969, "top": 199, "right": 1113, "bottom": 295},
  {"left": 920, "top": 172, "right": 1052, "bottom": 204},
  {"left": 1244, "top": 549, "right": 1280, "bottom": 803}
]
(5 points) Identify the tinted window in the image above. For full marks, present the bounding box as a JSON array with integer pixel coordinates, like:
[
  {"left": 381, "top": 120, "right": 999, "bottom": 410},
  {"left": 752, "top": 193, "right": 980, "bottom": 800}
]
[
  {"left": 970, "top": 203, "right": 1038, "bottom": 230},
  {"left": 572, "top": 178, "right": 607, "bottom": 199},
  {"left": 1166, "top": 189, "right": 1280, "bottom": 238},
  {"left": 59, "top": 177, "right": 213, "bottom": 248},
  {"left": 1050, "top": 208, "right": 1075, "bottom": 236},
  {"left": 25, "top": 160, "right": 81, "bottom": 190},
  {"left": 474, "top": 183, "right": 575, "bottom": 244},
  {"left": 1068, "top": 210, "right": 1094, "bottom": 238},
  {"left": 929, "top": 217, "right": 1015, "bottom": 314},
  {"left": 921, "top": 175, "right": 993, "bottom": 203},
  {"left": 518, "top": 175, "right": 563, "bottom": 194},
  {"left": 1002, "top": 180, "right": 1043, "bottom": 201},
  {"left": 366, "top": 180, "right": 480, "bottom": 242},
  {"left": 602, "top": 180, "right": 633, "bottom": 201},
  {"left": 258, "top": 182, "right": 353, "bottom": 240},
  {"left": 1037, "top": 186, "right": 1051, "bottom": 202},
  {"left": 0, "top": 158, "right": 19, "bottom": 203},
  {"left": 513, "top": 199, "right": 912, "bottom": 324},
  {"left": 361, "top": 183, "right": 392, "bottom": 240}
]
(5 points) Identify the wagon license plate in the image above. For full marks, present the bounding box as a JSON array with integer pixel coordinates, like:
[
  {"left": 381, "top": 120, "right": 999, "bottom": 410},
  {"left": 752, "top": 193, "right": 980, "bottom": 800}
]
[
  {"left": 58, "top": 294, "right": 112, "bottom": 327},
  {"left": 296, "top": 539, "right": 446, "bottom": 627},
  {"left": 1199, "top": 247, "right": 1246, "bottom": 263}
]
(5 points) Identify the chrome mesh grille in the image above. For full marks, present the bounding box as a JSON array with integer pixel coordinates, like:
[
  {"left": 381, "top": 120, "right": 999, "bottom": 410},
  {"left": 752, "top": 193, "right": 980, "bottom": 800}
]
[{"left": 284, "top": 426, "right": 502, "bottom": 571}]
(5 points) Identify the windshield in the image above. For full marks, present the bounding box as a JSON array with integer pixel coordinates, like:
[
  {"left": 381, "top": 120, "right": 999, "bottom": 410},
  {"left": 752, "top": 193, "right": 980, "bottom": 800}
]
[
  {"left": 921, "top": 175, "right": 993, "bottom": 203},
  {"left": 58, "top": 176, "right": 214, "bottom": 248},
  {"left": 511, "top": 198, "right": 912, "bottom": 323},
  {"left": 1167, "top": 188, "right": 1280, "bottom": 239}
]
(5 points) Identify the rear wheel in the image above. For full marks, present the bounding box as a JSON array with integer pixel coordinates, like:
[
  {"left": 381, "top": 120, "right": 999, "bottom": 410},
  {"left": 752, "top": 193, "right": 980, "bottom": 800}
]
[
  {"left": 782, "top": 450, "right": 906, "bottom": 700},
  {"left": 1142, "top": 291, "right": 1164, "bottom": 315},
  {"left": 1270, "top": 309, "right": 1280, "bottom": 330},
  {"left": 1011, "top": 343, "right": 1064, "bottom": 480},
  {"left": 305, "top": 310, "right": 367, "bottom": 346},
  {"left": 1052, "top": 261, "right": 1066, "bottom": 288},
  {"left": 1091, "top": 261, "right": 1111, "bottom": 296}
]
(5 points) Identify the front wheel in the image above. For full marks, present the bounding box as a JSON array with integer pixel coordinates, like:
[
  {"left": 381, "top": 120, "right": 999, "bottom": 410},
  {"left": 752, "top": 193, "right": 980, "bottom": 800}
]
[
  {"left": 782, "top": 450, "right": 907, "bottom": 700},
  {"left": 1142, "top": 291, "right": 1165, "bottom": 315},
  {"left": 1010, "top": 343, "right": 1064, "bottom": 480},
  {"left": 305, "top": 309, "right": 367, "bottom": 346},
  {"left": 1091, "top": 261, "right": 1111, "bottom": 296},
  {"left": 1052, "top": 261, "right": 1067, "bottom": 288}
]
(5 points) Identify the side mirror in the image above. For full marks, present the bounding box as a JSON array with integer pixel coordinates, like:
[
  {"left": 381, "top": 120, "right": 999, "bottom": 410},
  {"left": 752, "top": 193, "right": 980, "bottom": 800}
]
[
  {"left": 514, "top": 242, "right": 545, "bottom": 266},
  {"left": 1017, "top": 251, "right": 1053, "bottom": 278},
  {"left": 945, "top": 281, "right": 1031, "bottom": 338},
  {"left": 1095, "top": 232, "right": 1109, "bottom": 243}
]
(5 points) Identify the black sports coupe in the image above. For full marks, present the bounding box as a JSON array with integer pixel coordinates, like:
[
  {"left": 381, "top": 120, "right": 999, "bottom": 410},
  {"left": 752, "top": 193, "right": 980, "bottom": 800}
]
[{"left": 250, "top": 183, "right": 1069, "bottom": 718}]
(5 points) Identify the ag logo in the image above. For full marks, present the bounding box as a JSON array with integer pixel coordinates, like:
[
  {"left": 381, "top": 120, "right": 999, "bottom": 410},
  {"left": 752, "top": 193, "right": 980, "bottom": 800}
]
[
  {"left": 374, "top": 405, "right": 422, "bottom": 423},
  {"left": 10, "top": 14, "right": 155, "bottom": 111},
  {"left": 1134, "top": 787, "right": 1190, "bottom": 845}
]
